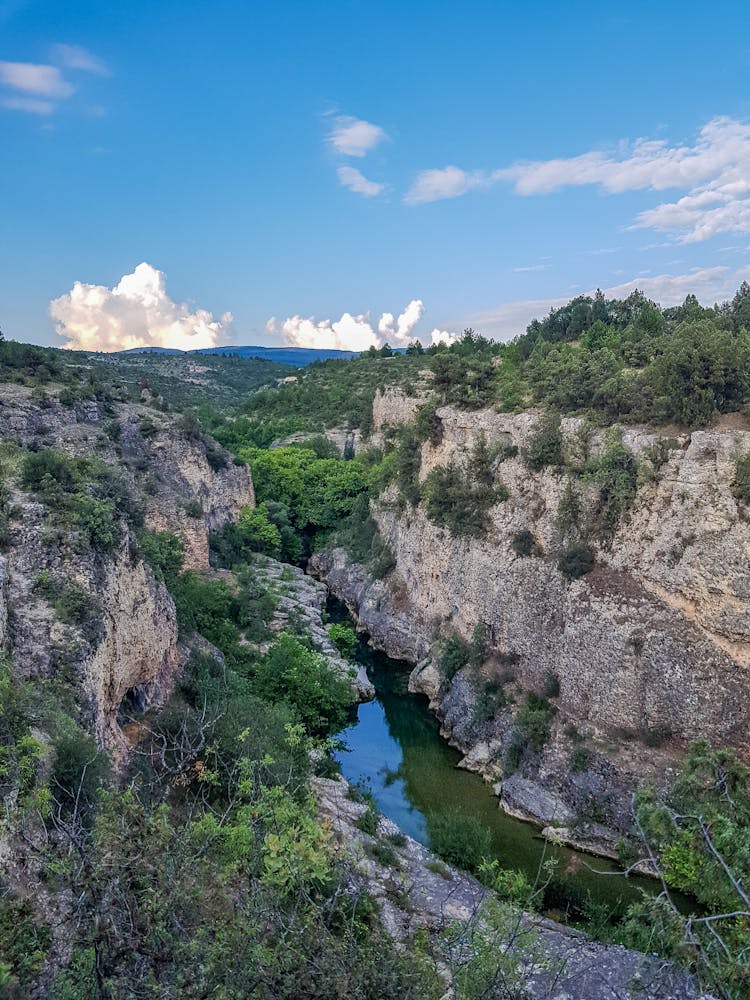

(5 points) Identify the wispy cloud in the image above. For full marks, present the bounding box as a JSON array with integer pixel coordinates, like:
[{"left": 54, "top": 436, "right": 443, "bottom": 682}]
[
  {"left": 337, "top": 166, "right": 385, "bottom": 197},
  {"left": 512, "top": 263, "right": 549, "bottom": 273},
  {"left": 1, "top": 95, "right": 54, "bottom": 114},
  {"left": 0, "top": 45, "right": 108, "bottom": 115},
  {"left": 585, "top": 246, "right": 622, "bottom": 255},
  {"left": 404, "top": 166, "right": 496, "bottom": 204},
  {"left": 405, "top": 117, "right": 750, "bottom": 243},
  {"left": 0, "top": 61, "right": 74, "bottom": 98},
  {"left": 52, "top": 44, "right": 109, "bottom": 76},
  {"left": 328, "top": 114, "right": 388, "bottom": 157}
]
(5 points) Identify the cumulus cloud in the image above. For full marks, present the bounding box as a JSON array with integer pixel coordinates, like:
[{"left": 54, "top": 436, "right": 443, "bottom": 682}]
[
  {"left": 405, "top": 117, "right": 750, "bottom": 242},
  {"left": 266, "top": 299, "right": 457, "bottom": 351},
  {"left": 51, "top": 44, "right": 109, "bottom": 75},
  {"left": 328, "top": 114, "right": 388, "bottom": 157},
  {"left": 0, "top": 60, "right": 74, "bottom": 98},
  {"left": 337, "top": 166, "right": 385, "bottom": 197},
  {"left": 429, "top": 328, "right": 461, "bottom": 346},
  {"left": 49, "top": 262, "right": 234, "bottom": 352}
]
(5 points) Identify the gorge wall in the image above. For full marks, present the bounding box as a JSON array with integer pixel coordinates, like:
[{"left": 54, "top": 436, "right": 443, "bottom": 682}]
[
  {"left": 0, "top": 386, "right": 255, "bottom": 751},
  {"left": 313, "top": 387, "right": 750, "bottom": 841}
]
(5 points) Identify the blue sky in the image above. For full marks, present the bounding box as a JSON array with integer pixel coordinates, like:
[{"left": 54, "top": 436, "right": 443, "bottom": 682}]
[{"left": 2, "top": 0, "right": 750, "bottom": 351}]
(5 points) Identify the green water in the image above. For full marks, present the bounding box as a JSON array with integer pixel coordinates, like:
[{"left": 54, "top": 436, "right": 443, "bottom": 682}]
[{"left": 331, "top": 599, "right": 662, "bottom": 919}]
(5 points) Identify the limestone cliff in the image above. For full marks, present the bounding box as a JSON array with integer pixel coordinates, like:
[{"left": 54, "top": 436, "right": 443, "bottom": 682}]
[
  {"left": 0, "top": 385, "right": 254, "bottom": 752},
  {"left": 311, "top": 389, "right": 750, "bottom": 840}
]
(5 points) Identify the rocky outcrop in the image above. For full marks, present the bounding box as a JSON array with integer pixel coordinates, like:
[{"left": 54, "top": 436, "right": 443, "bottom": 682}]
[
  {"left": 142, "top": 426, "right": 254, "bottom": 570},
  {"left": 83, "top": 544, "right": 179, "bottom": 748},
  {"left": 251, "top": 555, "right": 374, "bottom": 700},
  {"left": 314, "top": 775, "right": 710, "bottom": 1000},
  {"left": 312, "top": 390, "right": 750, "bottom": 841}
]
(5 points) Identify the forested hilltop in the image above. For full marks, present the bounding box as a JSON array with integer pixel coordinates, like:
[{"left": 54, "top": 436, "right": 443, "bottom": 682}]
[
  {"left": 223, "top": 281, "right": 750, "bottom": 440},
  {"left": 0, "top": 283, "right": 749, "bottom": 999}
]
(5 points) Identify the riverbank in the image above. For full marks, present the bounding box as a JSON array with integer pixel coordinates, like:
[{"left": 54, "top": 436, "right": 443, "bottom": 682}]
[{"left": 314, "top": 773, "right": 707, "bottom": 1000}]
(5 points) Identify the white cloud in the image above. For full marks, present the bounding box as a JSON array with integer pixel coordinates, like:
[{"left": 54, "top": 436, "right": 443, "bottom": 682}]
[
  {"left": 268, "top": 299, "right": 447, "bottom": 351},
  {"left": 49, "top": 262, "right": 234, "bottom": 352},
  {"left": 405, "top": 117, "right": 750, "bottom": 242},
  {"left": 429, "top": 328, "right": 461, "bottom": 346},
  {"left": 337, "top": 166, "right": 385, "bottom": 197},
  {"left": 328, "top": 115, "right": 387, "bottom": 157},
  {"left": 404, "top": 166, "right": 493, "bottom": 204},
  {"left": 52, "top": 44, "right": 109, "bottom": 75},
  {"left": 2, "top": 95, "right": 54, "bottom": 114},
  {"left": 0, "top": 60, "right": 74, "bottom": 97},
  {"left": 512, "top": 263, "right": 549, "bottom": 272}
]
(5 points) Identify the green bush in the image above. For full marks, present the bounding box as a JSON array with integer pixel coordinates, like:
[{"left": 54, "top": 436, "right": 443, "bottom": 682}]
[
  {"left": 251, "top": 633, "right": 352, "bottom": 736},
  {"left": 139, "top": 529, "right": 185, "bottom": 585},
  {"left": 427, "top": 812, "right": 492, "bottom": 872},
  {"left": 439, "top": 633, "right": 472, "bottom": 680},
  {"left": 558, "top": 543, "right": 595, "bottom": 579},
  {"left": 586, "top": 431, "right": 638, "bottom": 537},
  {"left": 733, "top": 453, "right": 750, "bottom": 505},
  {"left": 50, "top": 726, "right": 108, "bottom": 815},
  {"left": 184, "top": 497, "right": 203, "bottom": 518},
  {"left": 328, "top": 623, "right": 358, "bottom": 659},
  {"left": 524, "top": 411, "right": 564, "bottom": 471},
  {"left": 505, "top": 692, "right": 557, "bottom": 771},
  {"left": 0, "top": 898, "right": 51, "bottom": 991},
  {"left": 510, "top": 528, "right": 536, "bottom": 556}
]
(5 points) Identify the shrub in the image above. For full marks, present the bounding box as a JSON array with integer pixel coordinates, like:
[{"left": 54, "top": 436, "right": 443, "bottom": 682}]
[
  {"left": 733, "top": 453, "right": 750, "bottom": 505},
  {"left": 586, "top": 431, "right": 638, "bottom": 537},
  {"left": 474, "top": 678, "right": 508, "bottom": 723},
  {"left": 571, "top": 745, "right": 590, "bottom": 772},
  {"left": 0, "top": 898, "right": 51, "bottom": 990},
  {"left": 510, "top": 528, "right": 536, "bottom": 556},
  {"left": 328, "top": 623, "right": 358, "bottom": 659},
  {"left": 184, "top": 498, "right": 203, "bottom": 518},
  {"left": 139, "top": 415, "right": 158, "bottom": 438},
  {"left": 558, "top": 543, "right": 595, "bottom": 579},
  {"left": 252, "top": 633, "right": 352, "bottom": 736},
  {"left": 414, "top": 398, "right": 443, "bottom": 445},
  {"left": 427, "top": 812, "right": 492, "bottom": 872},
  {"left": 355, "top": 801, "right": 378, "bottom": 836},
  {"left": 524, "top": 411, "right": 564, "bottom": 471},
  {"left": 139, "top": 530, "right": 185, "bottom": 585},
  {"left": 542, "top": 670, "right": 560, "bottom": 698},
  {"left": 506, "top": 692, "right": 556, "bottom": 771},
  {"left": 439, "top": 633, "right": 471, "bottom": 680},
  {"left": 50, "top": 726, "right": 108, "bottom": 815}
]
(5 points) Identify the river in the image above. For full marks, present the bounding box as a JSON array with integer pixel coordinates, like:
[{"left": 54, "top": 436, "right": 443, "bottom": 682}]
[{"left": 330, "top": 598, "right": 666, "bottom": 922}]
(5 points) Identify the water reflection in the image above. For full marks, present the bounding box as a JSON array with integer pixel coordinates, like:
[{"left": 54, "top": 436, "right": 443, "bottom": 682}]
[{"left": 332, "top": 601, "right": 658, "bottom": 916}]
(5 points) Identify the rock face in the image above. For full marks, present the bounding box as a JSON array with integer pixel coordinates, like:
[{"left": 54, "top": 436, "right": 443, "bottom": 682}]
[
  {"left": 0, "top": 386, "right": 254, "bottom": 751},
  {"left": 83, "top": 544, "right": 179, "bottom": 747},
  {"left": 314, "top": 775, "right": 710, "bottom": 1000},
  {"left": 312, "top": 390, "right": 750, "bottom": 837},
  {"left": 142, "top": 427, "right": 254, "bottom": 570}
]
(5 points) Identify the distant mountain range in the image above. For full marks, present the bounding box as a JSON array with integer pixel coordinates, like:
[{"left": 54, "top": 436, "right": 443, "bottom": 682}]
[{"left": 119, "top": 345, "right": 362, "bottom": 366}]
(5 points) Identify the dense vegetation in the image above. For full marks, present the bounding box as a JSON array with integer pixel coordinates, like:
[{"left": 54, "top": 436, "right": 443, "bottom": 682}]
[{"left": 215, "top": 283, "right": 750, "bottom": 437}]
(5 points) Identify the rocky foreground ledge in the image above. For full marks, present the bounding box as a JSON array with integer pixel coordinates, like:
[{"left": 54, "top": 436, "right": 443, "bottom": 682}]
[{"left": 313, "top": 775, "right": 712, "bottom": 1000}]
